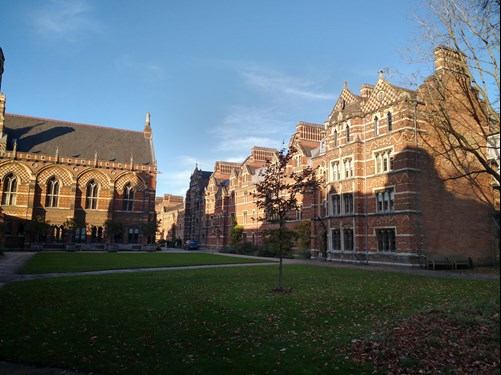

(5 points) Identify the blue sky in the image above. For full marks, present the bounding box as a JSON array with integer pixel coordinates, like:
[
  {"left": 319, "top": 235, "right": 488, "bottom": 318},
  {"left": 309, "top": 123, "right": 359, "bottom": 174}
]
[{"left": 1, "top": 0, "right": 424, "bottom": 197}]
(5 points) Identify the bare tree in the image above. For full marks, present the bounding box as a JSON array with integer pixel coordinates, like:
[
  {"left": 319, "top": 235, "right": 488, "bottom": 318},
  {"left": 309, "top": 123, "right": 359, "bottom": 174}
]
[
  {"left": 411, "top": 0, "right": 500, "bottom": 189},
  {"left": 252, "top": 145, "right": 319, "bottom": 291}
]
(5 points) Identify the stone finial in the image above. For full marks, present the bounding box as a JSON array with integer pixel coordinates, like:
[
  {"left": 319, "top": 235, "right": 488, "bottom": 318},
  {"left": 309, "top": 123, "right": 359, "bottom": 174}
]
[{"left": 378, "top": 70, "right": 384, "bottom": 79}]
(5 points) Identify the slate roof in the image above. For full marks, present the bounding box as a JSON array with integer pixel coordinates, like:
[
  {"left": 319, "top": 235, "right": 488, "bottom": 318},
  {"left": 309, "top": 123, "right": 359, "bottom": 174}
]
[{"left": 4, "top": 114, "right": 155, "bottom": 166}]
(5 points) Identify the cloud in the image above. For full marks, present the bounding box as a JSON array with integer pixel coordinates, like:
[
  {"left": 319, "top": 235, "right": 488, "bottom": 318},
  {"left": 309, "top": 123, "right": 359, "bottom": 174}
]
[
  {"left": 241, "top": 68, "right": 336, "bottom": 101},
  {"left": 29, "top": 0, "right": 101, "bottom": 42},
  {"left": 209, "top": 106, "right": 289, "bottom": 153},
  {"left": 113, "top": 56, "right": 166, "bottom": 82}
]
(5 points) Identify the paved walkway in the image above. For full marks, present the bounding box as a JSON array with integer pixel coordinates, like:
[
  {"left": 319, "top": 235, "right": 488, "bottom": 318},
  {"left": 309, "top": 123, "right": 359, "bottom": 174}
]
[{"left": 1, "top": 250, "right": 498, "bottom": 289}]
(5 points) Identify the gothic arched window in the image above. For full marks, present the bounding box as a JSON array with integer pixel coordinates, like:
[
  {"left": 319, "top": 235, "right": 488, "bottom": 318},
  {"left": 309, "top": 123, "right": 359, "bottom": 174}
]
[
  {"left": 346, "top": 125, "right": 350, "bottom": 143},
  {"left": 46, "top": 177, "right": 60, "bottom": 207},
  {"left": 374, "top": 116, "right": 379, "bottom": 136},
  {"left": 387, "top": 112, "right": 393, "bottom": 131},
  {"left": 86, "top": 179, "right": 99, "bottom": 209},
  {"left": 122, "top": 182, "right": 134, "bottom": 211},
  {"left": 2, "top": 173, "right": 17, "bottom": 205}
]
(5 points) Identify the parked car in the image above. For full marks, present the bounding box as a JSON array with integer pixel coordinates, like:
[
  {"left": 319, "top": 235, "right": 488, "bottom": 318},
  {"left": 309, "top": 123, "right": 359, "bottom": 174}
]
[{"left": 186, "top": 240, "right": 198, "bottom": 250}]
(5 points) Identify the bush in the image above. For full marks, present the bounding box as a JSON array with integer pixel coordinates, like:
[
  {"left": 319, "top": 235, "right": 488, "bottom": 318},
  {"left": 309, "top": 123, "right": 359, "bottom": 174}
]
[
  {"left": 219, "top": 242, "right": 259, "bottom": 255},
  {"left": 299, "top": 249, "right": 312, "bottom": 259},
  {"left": 235, "top": 241, "right": 258, "bottom": 255},
  {"left": 219, "top": 246, "right": 236, "bottom": 254}
]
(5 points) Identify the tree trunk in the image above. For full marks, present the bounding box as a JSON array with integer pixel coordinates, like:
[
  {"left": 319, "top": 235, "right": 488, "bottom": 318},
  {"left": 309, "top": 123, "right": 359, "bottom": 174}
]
[
  {"left": 278, "top": 225, "right": 283, "bottom": 290},
  {"left": 278, "top": 253, "right": 283, "bottom": 290}
]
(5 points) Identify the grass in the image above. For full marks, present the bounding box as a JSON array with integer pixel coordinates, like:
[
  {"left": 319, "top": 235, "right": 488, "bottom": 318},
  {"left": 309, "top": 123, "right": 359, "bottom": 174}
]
[
  {"left": 19, "top": 252, "right": 272, "bottom": 274},
  {"left": 0, "top": 257, "right": 499, "bottom": 374}
]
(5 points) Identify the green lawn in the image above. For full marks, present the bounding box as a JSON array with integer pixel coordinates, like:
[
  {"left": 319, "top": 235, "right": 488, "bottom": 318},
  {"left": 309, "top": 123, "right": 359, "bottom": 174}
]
[
  {"left": 0, "top": 263, "right": 498, "bottom": 374},
  {"left": 20, "top": 252, "right": 272, "bottom": 274}
]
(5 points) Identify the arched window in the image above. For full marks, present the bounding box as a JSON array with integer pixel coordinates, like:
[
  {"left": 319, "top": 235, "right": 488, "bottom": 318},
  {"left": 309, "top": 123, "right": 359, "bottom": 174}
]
[
  {"left": 46, "top": 177, "right": 60, "bottom": 207},
  {"left": 387, "top": 112, "right": 393, "bottom": 131},
  {"left": 52, "top": 225, "right": 64, "bottom": 242},
  {"left": 86, "top": 179, "right": 99, "bottom": 209},
  {"left": 374, "top": 116, "right": 379, "bottom": 136},
  {"left": 2, "top": 173, "right": 17, "bottom": 205},
  {"left": 346, "top": 125, "right": 350, "bottom": 142},
  {"left": 333, "top": 130, "right": 338, "bottom": 147},
  {"left": 122, "top": 183, "right": 134, "bottom": 211}
]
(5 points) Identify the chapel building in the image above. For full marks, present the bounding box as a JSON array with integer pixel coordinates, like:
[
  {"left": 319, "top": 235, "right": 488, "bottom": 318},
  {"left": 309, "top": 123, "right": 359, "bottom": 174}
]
[{"left": 0, "top": 49, "right": 157, "bottom": 250}]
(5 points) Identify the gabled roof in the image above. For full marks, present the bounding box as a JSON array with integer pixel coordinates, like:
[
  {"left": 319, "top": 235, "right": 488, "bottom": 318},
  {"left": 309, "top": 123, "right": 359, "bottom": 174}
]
[
  {"left": 362, "top": 77, "right": 416, "bottom": 114},
  {"left": 328, "top": 83, "right": 363, "bottom": 122},
  {"left": 4, "top": 114, "right": 155, "bottom": 166}
]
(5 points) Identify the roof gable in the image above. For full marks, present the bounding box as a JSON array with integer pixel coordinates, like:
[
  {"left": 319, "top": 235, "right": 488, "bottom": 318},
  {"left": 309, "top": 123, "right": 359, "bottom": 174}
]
[
  {"left": 328, "top": 83, "right": 363, "bottom": 122},
  {"left": 362, "top": 78, "right": 415, "bottom": 114}
]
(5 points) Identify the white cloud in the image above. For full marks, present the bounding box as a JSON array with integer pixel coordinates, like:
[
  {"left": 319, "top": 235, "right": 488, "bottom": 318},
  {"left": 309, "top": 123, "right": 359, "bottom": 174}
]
[
  {"left": 209, "top": 106, "right": 289, "bottom": 153},
  {"left": 241, "top": 68, "right": 336, "bottom": 101},
  {"left": 29, "top": 0, "right": 101, "bottom": 42},
  {"left": 113, "top": 56, "right": 166, "bottom": 81}
]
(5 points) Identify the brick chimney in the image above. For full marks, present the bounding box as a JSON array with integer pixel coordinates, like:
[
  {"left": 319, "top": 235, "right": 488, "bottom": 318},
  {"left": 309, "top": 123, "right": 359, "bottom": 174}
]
[
  {"left": 360, "top": 84, "right": 374, "bottom": 98},
  {"left": 434, "top": 45, "right": 467, "bottom": 72}
]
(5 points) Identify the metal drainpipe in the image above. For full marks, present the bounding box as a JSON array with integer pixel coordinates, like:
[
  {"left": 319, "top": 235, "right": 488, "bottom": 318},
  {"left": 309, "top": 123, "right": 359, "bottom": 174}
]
[
  {"left": 364, "top": 116, "right": 369, "bottom": 265},
  {"left": 413, "top": 99, "right": 424, "bottom": 266}
]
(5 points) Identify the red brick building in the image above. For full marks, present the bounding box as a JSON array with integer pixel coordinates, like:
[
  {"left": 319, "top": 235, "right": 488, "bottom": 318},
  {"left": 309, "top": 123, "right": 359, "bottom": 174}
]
[
  {"left": 178, "top": 47, "right": 498, "bottom": 266},
  {"left": 156, "top": 194, "right": 184, "bottom": 245},
  {"left": 0, "top": 92, "right": 157, "bottom": 250}
]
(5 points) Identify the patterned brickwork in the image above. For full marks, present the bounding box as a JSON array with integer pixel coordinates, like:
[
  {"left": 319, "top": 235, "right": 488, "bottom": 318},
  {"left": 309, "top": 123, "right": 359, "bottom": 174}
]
[
  {"left": 115, "top": 172, "right": 146, "bottom": 191},
  {"left": 77, "top": 169, "right": 110, "bottom": 190},
  {"left": 37, "top": 165, "right": 74, "bottom": 186},
  {"left": 0, "top": 161, "right": 31, "bottom": 183}
]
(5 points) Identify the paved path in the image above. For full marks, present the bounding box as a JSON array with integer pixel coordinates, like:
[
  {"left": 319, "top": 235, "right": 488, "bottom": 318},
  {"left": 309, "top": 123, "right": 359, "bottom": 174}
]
[
  {"left": 0, "top": 251, "right": 38, "bottom": 288},
  {"left": 1, "top": 251, "right": 498, "bottom": 289}
]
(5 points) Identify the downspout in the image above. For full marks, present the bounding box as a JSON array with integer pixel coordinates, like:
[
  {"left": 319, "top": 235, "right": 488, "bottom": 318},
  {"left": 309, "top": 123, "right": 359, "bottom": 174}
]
[
  {"left": 364, "top": 117, "right": 369, "bottom": 265},
  {"left": 413, "top": 99, "right": 424, "bottom": 266}
]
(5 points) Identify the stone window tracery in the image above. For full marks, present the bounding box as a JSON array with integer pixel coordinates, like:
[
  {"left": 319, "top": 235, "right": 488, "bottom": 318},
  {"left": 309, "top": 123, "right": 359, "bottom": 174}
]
[
  {"left": 86, "top": 179, "right": 99, "bottom": 209},
  {"left": 2, "top": 173, "right": 17, "bottom": 205},
  {"left": 46, "top": 177, "right": 60, "bottom": 208}
]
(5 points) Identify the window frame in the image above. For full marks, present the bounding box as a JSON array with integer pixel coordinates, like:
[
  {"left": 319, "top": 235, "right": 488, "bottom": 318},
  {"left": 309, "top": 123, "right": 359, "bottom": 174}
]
[
  {"left": 2, "top": 173, "right": 18, "bottom": 206},
  {"left": 85, "top": 179, "right": 99, "bottom": 210},
  {"left": 376, "top": 228, "right": 396, "bottom": 252},
  {"left": 46, "top": 176, "right": 60, "bottom": 208},
  {"left": 122, "top": 182, "right": 134, "bottom": 211},
  {"left": 376, "top": 187, "right": 395, "bottom": 213}
]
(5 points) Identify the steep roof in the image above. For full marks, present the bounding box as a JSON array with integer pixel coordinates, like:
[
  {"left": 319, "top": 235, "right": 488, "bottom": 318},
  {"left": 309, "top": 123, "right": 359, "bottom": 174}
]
[{"left": 4, "top": 113, "right": 155, "bottom": 166}]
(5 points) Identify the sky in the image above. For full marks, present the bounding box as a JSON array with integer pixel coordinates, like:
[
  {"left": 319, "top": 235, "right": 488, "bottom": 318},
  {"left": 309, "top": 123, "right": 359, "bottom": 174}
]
[{"left": 1, "top": 0, "right": 425, "bottom": 198}]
